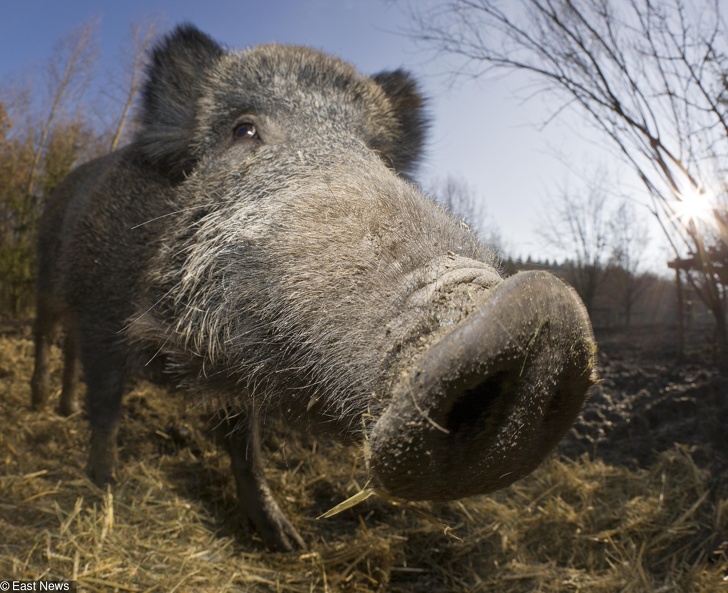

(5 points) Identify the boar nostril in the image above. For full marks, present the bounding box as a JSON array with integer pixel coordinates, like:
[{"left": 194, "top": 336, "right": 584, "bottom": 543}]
[{"left": 445, "top": 371, "right": 518, "bottom": 436}]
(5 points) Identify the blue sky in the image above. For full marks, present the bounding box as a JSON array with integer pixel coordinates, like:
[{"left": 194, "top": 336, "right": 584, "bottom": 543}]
[{"left": 0, "top": 0, "right": 665, "bottom": 268}]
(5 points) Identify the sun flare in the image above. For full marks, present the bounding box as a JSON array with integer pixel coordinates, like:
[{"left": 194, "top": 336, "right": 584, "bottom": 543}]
[{"left": 671, "top": 182, "right": 715, "bottom": 227}]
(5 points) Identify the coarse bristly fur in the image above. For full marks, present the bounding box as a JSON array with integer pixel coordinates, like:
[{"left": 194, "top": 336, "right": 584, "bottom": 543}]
[
  {"left": 31, "top": 23, "right": 596, "bottom": 551},
  {"left": 124, "top": 26, "right": 498, "bottom": 432},
  {"left": 33, "top": 24, "right": 493, "bottom": 428}
]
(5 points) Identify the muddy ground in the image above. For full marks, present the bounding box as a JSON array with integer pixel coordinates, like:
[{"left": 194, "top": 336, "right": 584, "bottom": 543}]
[{"left": 561, "top": 325, "right": 728, "bottom": 489}]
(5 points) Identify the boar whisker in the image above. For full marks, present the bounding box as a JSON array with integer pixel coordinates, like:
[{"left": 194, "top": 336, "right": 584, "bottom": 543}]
[
  {"left": 118, "top": 285, "right": 177, "bottom": 334},
  {"left": 130, "top": 204, "right": 212, "bottom": 229},
  {"left": 145, "top": 336, "right": 171, "bottom": 367}
]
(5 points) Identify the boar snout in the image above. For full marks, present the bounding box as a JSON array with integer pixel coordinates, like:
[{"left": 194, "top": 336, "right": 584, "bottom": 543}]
[{"left": 370, "top": 270, "right": 596, "bottom": 501}]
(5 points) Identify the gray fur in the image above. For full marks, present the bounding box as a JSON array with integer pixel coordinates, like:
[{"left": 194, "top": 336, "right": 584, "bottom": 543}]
[{"left": 31, "top": 25, "right": 595, "bottom": 552}]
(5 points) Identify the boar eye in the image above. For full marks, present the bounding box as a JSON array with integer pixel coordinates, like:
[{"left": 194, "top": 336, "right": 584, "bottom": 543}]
[{"left": 233, "top": 122, "right": 258, "bottom": 140}]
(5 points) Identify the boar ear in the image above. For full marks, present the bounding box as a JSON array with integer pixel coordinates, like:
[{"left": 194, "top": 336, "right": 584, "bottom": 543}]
[
  {"left": 136, "top": 24, "right": 225, "bottom": 179},
  {"left": 372, "top": 69, "right": 429, "bottom": 176}
]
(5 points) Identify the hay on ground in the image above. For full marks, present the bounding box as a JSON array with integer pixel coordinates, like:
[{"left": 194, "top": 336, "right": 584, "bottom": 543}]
[{"left": 1, "top": 326, "right": 726, "bottom": 592}]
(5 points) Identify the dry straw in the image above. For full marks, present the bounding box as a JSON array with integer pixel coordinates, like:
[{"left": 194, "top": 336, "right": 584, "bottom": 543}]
[{"left": 1, "top": 326, "right": 726, "bottom": 592}]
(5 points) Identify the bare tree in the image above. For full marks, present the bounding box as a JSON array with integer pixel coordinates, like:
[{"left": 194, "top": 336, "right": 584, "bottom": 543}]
[
  {"left": 608, "top": 201, "right": 651, "bottom": 326},
  {"left": 406, "top": 0, "right": 728, "bottom": 351},
  {"left": 0, "top": 20, "right": 98, "bottom": 313},
  {"left": 0, "top": 19, "right": 161, "bottom": 313},
  {"left": 108, "top": 20, "right": 159, "bottom": 152},
  {"left": 539, "top": 172, "right": 611, "bottom": 313},
  {"left": 26, "top": 20, "right": 98, "bottom": 198},
  {"left": 430, "top": 174, "right": 484, "bottom": 228},
  {"left": 429, "top": 173, "right": 503, "bottom": 250}
]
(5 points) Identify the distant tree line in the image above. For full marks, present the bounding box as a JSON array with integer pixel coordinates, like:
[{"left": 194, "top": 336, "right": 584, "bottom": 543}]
[
  {"left": 430, "top": 167, "right": 668, "bottom": 330},
  {"left": 0, "top": 20, "right": 157, "bottom": 315},
  {"left": 501, "top": 255, "right": 693, "bottom": 330}
]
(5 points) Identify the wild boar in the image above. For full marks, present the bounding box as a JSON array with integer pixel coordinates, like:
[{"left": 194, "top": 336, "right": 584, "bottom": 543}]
[{"left": 31, "top": 24, "right": 596, "bottom": 551}]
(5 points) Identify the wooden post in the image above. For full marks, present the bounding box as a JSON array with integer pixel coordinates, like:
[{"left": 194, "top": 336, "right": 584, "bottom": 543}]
[{"left": 674, "top": 266, "right": 684, "bottom": 359}]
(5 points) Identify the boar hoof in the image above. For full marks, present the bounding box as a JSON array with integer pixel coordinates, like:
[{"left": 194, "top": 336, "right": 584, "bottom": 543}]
[
  {"left": 241, "top": 489, "right": 305, "bottom": 552},
  {"left": 59, "top": 397, "right": 81, "bottom": 417},
  {"left": 30, "top": 380, "right": 50, "bottom": 411},
  {"left": 215, "top": 411, "right": 305, "bottom": 551},
  {"left": 86, "top": 430, "right": 119, "bottom": 486},
  {"left": 30, "top": 363, "right": 52, "bottom": 411},
  {"left": 86, "top": 461, "right": 115, "bottom": 487}
]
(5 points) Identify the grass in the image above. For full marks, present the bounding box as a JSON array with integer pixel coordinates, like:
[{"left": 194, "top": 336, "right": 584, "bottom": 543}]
[{"left": 1, "top": 324, "right": 726, "bottom": 592}]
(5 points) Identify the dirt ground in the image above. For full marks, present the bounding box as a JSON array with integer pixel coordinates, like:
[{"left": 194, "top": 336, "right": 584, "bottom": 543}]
[
  {"left": 1, "top": 318, "right": 727, "bottom": 592},
  {"left": 562, "top": 324, "right": 728, "bottom": 488}
]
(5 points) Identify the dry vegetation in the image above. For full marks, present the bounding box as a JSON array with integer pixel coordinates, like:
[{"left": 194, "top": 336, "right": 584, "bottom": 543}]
[{"left": 1, "top": 319, "right": 726, "bottom": 592}]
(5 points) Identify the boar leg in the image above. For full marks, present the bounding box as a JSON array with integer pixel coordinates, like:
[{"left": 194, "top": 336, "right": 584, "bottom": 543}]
[
  {"left": 30, "top": 295, "right": 57, "bottom": 411},
  {"left": 58, "top": 322, "right": 81, "bottom": 416},
  {"left": 214, "top": 408, "right": 305, "bottom": 552},
  {"left": 31, "top": 296, "right": 80, "bottom": 416},
  {"left": 81, "top": 331, "right": 126, "bottom": 486}
]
